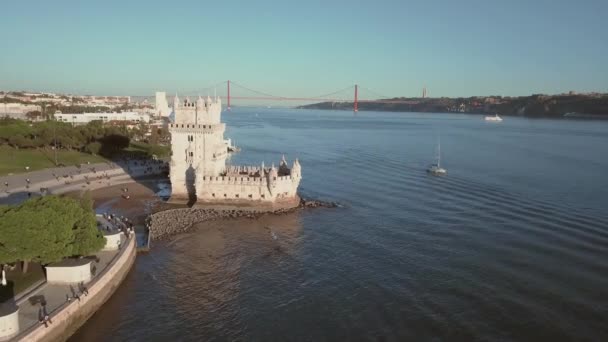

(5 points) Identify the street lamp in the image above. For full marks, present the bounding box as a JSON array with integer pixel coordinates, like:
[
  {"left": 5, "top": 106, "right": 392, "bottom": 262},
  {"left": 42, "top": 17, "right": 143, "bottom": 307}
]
[{"left": 53, "top": 120, "right": 58, "bottom": 166}]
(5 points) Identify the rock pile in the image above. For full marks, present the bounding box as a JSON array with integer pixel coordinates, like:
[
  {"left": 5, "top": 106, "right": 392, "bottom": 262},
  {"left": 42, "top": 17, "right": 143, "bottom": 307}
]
[
  {"left": 148, "top": 198, "right": 338, "bottom": 240},
  {"left": 300, "top": 198, "right": 339, "bottom": 209}
]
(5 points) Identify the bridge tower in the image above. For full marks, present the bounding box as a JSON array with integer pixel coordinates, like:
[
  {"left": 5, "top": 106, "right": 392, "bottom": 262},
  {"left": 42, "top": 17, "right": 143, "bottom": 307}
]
[
  {"left": 227, "top": 80, "right": 231, "bottom": 111},
  {"left": 354, "top": 84, "right": 358, "bottom": 112}
]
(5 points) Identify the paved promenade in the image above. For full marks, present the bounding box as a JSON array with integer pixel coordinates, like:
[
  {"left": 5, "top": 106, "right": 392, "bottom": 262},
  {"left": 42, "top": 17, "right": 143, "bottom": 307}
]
[
  {"left": 0, "top": 161, "right": 155, "bottom": 340},
  {"left": 13, "top": 216, "right": 129, "bottom": 337},
  {"left": 0, "top": 160, "right": 167, "bottom": 205},
  {"left": 16, "top": 249, "right": 121, "bottom": 331}
]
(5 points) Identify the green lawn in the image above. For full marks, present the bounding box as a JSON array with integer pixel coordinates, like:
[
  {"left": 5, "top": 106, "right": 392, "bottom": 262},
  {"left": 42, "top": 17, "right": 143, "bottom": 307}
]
[
  {"left": 125, "top": 141, "right": 171, "bottom": 159},
  {"left": 0, "top": 145, "right": 107, "bottom": 176}
]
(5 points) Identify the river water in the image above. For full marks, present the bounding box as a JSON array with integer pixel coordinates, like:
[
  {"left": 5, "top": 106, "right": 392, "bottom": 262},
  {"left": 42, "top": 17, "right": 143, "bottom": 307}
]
[{"left": 72, "top": 109, "right": 608, "bottom": 341}]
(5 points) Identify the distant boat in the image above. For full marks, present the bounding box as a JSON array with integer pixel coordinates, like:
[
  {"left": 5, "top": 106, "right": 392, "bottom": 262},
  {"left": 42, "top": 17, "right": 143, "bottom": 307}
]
[
  {"left": 427, "top": 137, "right": 447, "bottom": 176},
  {"left": 485, "top": 113, "right": 503, "bottom": 122}
]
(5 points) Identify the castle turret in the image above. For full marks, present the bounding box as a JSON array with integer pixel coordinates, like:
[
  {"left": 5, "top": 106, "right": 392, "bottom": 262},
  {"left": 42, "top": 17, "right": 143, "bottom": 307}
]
[
  {"left": 173, "top": 94, "right": 180, "bottom": 110},
  {"left": 292, "top": 158, "right": 301, "bottom": 179},
  {"left": 278, "top": 154, "right": 290, "bottom": 176},
  {"left": 268, "top": 163, "right": 278, "bottom": 194}
]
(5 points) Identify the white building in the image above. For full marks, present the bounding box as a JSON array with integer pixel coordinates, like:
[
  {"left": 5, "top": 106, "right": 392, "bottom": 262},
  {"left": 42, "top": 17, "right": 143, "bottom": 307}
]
[
  {"left": 0, "top": 103, "right": 42, "bottom": 119},
  {"left": 54, "top": 111, "right": 150, "bottom": 125},
  {"left": 169, "top": 95, "right": 301, "bottom": 207},
  {"left": 155, "top": 92, "right": 171, "bottom": 117}
]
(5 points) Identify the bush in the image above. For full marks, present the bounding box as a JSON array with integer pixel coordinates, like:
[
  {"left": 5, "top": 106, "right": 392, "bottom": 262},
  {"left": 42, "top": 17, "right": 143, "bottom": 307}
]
[{"left": 85, "top": 141, "right": 102, "bottom": 155}]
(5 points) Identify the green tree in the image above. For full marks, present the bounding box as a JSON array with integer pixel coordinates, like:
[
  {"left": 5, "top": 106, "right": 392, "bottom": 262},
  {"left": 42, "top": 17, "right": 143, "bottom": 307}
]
[
  {"left": 71, "top": 193, "right": 105, "bottom": 256},
  {"left": 99, "top": 134, "right": 130, "bottom": 156},
  {"left": 0, "top": 195, "right": 105, "bottom": 272},
  {"left": 25, "top": 110, "right": 42, "bottom": 120}
]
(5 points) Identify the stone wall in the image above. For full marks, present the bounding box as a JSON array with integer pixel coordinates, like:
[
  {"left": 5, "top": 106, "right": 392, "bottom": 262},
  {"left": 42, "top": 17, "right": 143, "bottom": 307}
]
[
  {"left": 14, "top": 235, "right": 136, "bottom": 342},
  {"left": 196, "top": 174, "right": 300, "bottom": 202}
]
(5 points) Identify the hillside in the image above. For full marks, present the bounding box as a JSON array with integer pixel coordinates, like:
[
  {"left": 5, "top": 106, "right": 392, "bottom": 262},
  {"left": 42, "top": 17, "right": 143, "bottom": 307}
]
[{"left": 298, "top": 93, "right": 608, "bottom": 118}]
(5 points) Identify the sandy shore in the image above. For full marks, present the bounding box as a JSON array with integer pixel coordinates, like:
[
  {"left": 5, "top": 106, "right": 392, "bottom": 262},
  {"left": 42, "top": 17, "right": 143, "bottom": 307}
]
[
  {"left": 88, "top": 180, "right": 168, "bottom": 225},
  {"left": 78, "top": 179, "right": 337, "bottom": 239}
]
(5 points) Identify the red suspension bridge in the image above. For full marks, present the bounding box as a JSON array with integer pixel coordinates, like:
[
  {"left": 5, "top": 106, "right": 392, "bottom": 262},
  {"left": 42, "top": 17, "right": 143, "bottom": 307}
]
[{"left": 178, "top": 81, "right": 420, "bottom": 112}]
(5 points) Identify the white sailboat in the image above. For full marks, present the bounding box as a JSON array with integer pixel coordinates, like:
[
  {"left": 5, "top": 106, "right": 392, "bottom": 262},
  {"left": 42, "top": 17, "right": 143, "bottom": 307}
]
[
  {"left": 427, "top": 137, "right": 447, "bottom": 176},
  {"left": 485, "top": 113, "right": 503, "bottom": 122}
]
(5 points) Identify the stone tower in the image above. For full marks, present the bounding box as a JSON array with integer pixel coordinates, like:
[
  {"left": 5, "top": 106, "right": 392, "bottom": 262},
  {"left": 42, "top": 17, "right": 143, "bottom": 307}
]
[{"left": 168, "top": 94, "right": 227, "bottom": 202}]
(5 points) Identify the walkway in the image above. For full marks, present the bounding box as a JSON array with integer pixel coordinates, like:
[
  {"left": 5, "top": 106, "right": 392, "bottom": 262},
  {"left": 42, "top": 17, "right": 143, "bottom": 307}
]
[
  {"left": 13, "top": 216, "right": 127, "bottom": 335},
  {"left": 0, "top": 160, "right": 167, "bottom": 205}
]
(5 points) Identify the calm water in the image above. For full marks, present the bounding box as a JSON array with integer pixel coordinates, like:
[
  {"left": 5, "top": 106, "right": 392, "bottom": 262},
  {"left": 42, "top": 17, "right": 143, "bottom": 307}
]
[{"left": 72, "top": 109, "right": 608, "bottom": 341}]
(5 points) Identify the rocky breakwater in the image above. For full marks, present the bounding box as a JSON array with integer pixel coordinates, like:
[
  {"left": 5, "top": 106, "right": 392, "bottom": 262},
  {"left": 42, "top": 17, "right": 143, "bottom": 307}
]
[{"left": 148, "top": 198, "right": 338, "bottom": 240}]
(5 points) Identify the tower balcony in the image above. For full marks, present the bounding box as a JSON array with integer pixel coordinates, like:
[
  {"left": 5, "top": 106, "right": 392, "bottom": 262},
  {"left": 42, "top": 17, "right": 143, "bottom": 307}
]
[{"left": 169, "top": 123, "right": 225, "bottom": 133}]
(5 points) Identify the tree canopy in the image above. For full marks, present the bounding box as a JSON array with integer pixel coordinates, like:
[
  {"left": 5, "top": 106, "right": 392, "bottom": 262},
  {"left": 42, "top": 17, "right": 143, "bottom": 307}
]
[
  {"left": 0, "top": 118, "right": 131, "bottom": 157},
  {"left": 0, "top": 194, "right": 105, "bottom": 266}
]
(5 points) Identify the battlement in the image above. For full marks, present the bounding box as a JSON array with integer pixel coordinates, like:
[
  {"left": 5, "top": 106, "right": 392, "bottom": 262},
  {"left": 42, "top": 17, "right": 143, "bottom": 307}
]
[
  {"left": 173, "top": 94, "right": 222, "bottom": 125},
  {"left": 201, "top": 174, "right": 297, "bottom": 186},
  {"left": 197, "top": 172, "right": 299, "bottom": 203}
]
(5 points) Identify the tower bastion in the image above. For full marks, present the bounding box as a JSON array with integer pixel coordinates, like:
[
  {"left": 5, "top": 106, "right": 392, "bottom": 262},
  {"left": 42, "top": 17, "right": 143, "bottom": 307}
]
[{"left": 168, "top": 94, "right": 301, "bottom": 208}]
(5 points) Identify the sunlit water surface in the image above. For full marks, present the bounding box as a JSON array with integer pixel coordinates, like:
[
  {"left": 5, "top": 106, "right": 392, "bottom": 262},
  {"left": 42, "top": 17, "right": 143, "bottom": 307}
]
[{"left": 72, "top": 109, "right": 608, "bottom": 341}]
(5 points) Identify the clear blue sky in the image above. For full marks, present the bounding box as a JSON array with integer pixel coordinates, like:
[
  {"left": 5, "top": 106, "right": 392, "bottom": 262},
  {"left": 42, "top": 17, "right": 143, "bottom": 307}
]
[{"left": 0, "top": 0, "right": 607, "bottom": 98}]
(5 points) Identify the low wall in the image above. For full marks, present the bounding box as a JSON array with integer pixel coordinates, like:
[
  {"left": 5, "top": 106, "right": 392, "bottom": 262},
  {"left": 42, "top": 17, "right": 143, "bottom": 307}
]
[
  {"left": 14, "top": 235, "right": 136, "bottom": 342},
  {"left": 46, "top": 260, "right": 92, "bottom": 284},
  {"left": 0, "top": 305, "right": 18, "bottom": 341},
  {"left": 102, "top": 231, "right": 124, "bottom": 251}
]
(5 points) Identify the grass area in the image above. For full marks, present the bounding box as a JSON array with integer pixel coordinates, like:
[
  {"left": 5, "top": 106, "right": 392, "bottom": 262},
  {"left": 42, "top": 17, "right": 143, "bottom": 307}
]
[
  {"left": 0, "top": 263, "right": 45, "bottom": 303},
  {"left": 126, "top": 141, "right": 171, "bottom": 159},
  {"left": 0, "top": 141, "right": 168, "bottom": 176},
  {"left": 0, "top": 145, "right": 107, "bottom": 176}
]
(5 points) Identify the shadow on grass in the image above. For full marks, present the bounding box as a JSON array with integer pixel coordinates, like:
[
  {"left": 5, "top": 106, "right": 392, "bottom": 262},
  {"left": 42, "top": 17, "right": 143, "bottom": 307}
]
[{"left": 0, "top": 263, "right": 44, "bottom": 304}]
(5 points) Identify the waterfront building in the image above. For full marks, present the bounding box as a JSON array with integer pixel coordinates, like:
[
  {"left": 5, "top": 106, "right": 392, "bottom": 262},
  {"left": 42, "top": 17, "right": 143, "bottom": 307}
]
[
  {"left": 168, "top": 95, "right": 301, "bottom": 207},
  {"left": 54, "top": 111, "right": 150, "bottom": 125}
]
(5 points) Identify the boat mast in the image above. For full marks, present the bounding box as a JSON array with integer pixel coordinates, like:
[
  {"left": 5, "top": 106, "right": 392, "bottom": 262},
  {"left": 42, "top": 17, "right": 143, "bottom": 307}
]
[{"left": 437, "top": 136, "right": 441, "bottom": 167}]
